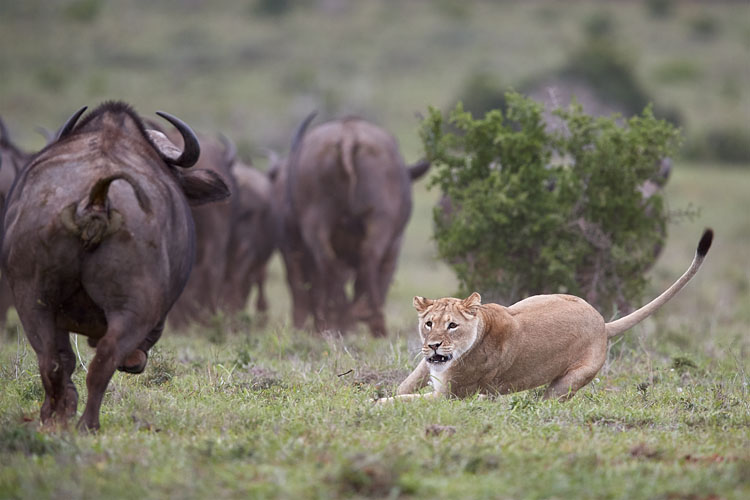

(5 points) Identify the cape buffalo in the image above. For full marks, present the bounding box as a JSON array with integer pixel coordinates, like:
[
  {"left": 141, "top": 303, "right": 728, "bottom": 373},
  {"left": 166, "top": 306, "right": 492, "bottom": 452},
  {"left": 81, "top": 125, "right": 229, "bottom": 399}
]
[
  {"left": 221, "top": 148, "right": 275, "bottom": 320},
  {"left": 1, "top": 101, "right": 230, "bottom": 431},
  {"left": 273, "top": 114, "right": 430, "bottom": 336},
  {"left": 165, "top": 131, "right": 239, "bottom": 330},
  {"left": 0, "top": 117, "right": 30, "bottom": 330}
]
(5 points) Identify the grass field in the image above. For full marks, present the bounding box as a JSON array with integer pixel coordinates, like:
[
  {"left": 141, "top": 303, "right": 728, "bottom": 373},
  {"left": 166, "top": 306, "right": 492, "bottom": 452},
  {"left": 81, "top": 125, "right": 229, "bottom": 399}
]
[
  {"left": 1, "top": 1, "right": 749, "bottom": 499},
  {"left": 1, "top": 163, "right": 748, "bottom": 499}
]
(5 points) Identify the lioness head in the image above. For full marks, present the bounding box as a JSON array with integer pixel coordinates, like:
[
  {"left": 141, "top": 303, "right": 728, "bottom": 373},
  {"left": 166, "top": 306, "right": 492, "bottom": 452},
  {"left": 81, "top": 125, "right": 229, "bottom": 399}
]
[{"left": 413, "top": 292, "right": 482, "bottom": 372}]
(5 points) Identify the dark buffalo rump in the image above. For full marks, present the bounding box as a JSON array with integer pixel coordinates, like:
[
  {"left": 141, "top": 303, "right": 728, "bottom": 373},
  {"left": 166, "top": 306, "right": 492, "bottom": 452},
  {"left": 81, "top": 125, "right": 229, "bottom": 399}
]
[
  {"left": 273, "top": 114, "right": 429, "bottom": 336},
  {"left": 1, "top": 101, "right": 229, "bottom": 431}
]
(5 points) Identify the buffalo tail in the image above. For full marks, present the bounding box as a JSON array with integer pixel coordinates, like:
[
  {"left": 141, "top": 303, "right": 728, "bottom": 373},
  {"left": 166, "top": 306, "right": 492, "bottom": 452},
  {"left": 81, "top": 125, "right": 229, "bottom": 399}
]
[{"left": 61, "top": 173, "right": 151, "bottom": 250}]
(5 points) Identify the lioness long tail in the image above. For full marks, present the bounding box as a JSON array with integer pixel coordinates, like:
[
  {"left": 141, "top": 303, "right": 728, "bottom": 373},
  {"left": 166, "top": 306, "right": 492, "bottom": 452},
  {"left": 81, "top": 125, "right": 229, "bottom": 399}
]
[{"left": 605, "top": 229, "right": 713, "bottom": 339}]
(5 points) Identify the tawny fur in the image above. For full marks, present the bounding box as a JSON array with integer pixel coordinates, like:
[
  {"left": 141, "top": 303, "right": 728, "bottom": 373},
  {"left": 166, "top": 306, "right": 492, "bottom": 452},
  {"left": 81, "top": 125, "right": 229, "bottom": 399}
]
[{"left": 385, "top": 229, "right": 713, "bottom": 403}]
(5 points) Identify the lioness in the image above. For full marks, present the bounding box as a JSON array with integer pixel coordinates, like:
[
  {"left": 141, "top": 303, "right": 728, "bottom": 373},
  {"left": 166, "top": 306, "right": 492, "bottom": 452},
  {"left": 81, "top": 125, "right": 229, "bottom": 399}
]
[{"left": 386, "top": 229, "right": 713, "bottom": 402}]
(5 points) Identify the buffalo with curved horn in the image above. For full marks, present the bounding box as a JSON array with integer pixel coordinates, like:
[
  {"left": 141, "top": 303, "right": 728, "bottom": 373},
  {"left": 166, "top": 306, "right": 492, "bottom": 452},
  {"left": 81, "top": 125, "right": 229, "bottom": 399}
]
[{"left": 1, "top": 101, "right": 230, "bottom": 431}]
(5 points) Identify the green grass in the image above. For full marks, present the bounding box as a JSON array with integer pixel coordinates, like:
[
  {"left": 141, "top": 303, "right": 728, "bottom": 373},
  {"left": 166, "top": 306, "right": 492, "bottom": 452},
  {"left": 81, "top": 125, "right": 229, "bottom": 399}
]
[
  {"left": 1, "top": 164, "right": 749, "bottom": 499},
  {"left": 1, "top": 1, "right": 749, "bottom": 498}
]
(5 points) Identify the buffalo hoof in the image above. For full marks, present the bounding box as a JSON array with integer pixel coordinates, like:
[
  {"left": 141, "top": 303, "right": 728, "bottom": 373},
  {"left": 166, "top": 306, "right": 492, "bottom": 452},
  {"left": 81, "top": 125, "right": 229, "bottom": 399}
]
[
  {"left": 76, "top": 417, "right": 99, "bottom": 434},
  {"left": 349, "top": 298, "right": 374, "bottom": 321},
  {"left": 118, "top": 349, "right": 148, "bottom": 374}
]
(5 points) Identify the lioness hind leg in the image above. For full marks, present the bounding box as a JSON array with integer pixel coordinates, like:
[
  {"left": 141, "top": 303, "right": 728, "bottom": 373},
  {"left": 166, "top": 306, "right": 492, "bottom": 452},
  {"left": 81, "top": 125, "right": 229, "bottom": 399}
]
[{"left": 543, "top": 362, "right": 603, "bottom": 402}]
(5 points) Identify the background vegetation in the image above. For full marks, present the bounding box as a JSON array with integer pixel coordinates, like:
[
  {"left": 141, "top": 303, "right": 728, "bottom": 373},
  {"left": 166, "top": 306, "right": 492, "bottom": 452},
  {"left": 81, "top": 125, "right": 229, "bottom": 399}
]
[{"left": 0, "top": 1, "right": 748, "bottom": 499}]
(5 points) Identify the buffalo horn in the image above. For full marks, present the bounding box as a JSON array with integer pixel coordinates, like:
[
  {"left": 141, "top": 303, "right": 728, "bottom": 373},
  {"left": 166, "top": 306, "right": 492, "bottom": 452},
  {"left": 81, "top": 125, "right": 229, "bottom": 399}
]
[
  {"left": 155, "top": 111, "right": 200, "bottom": 168},
  {"left": 54, "top": 106, "right": 88, "bottom": 142},
  {"left": 219, "top": 133, "right": 237, "bottom": 167},
  {"left": 289, "top": 111, "right": 317, "bottom": 158},
  {"left": 0, "top": 116, "right": 8, "bottom": 143},
  {"left": 260, "top": 147, "right": 280, "bottom": 166},
  {"left": 35, "top": 126, "right": 55, "bottom": 144}
]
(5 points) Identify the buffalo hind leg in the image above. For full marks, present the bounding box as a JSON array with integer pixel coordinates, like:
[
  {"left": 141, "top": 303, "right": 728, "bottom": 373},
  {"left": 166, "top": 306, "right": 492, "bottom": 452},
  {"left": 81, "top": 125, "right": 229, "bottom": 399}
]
[
  {"left": 77, "top": 313, "right": 152, "bottom": 432},
  {"left": 20, "top": 309, "right": 75, "bottom": 427},
  {"left": 55, "top": 334, "right": 79, "bottom": 422},
  {"left": 253, "top": 268, "right": 269, "bottom": 327},
  {"left": 118, "top": 318, "right": 165, "bottom": 374},
  {"left": 350, "top": 220, "right": 396, "bottom": 337},
  {"left": 0, "top": 279, "right": 14, "bottom": 333},
  {"left": 302, "top": 218, "right": 346, "bottom": 333},
  {"left": 282, "top": 249, "right": 312, "bottom": 329}
]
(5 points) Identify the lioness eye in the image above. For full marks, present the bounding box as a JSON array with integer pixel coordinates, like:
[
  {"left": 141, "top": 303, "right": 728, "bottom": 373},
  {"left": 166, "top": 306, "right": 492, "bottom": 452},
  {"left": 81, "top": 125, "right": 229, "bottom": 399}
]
[
  {"left": 425, "top": 321, "right": 432, "bottom": 328},
  {"left": 448, "top": 322, "right": 458, "bottom": 329}
]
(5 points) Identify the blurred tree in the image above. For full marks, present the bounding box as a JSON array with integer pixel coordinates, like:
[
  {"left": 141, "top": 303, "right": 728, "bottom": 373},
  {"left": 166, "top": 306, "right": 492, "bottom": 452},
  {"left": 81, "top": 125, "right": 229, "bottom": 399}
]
[
  {"left": 644, "top": 0, "right": 675, "bottom": 20},
  {"left": 252, "top": 0, "right": 294, "bottom": 18},
  {"left": 64, "top": 0, "right": 103, "bottom": 23},
  {"left": 421, "top": 93, "right": 680, "bottom": 317},
  {"left": 582, "top": 10, "right": 616, "bottom": 40},
  {"left": 689, "top": 11, "right": 721, "bottom": 41},
  {"left": 455, "top": 36, "right": 682, "bottom": 131}
]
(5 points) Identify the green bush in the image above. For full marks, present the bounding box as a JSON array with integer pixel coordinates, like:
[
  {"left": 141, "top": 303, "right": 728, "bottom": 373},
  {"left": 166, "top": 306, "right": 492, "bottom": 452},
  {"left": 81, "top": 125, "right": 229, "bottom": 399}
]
[{"left": 421, "top": 93, "right": 680, "bottom": 316}]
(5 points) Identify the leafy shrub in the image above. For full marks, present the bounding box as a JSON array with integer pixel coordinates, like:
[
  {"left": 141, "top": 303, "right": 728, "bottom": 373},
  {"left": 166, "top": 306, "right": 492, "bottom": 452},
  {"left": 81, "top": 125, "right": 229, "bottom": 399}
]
[{"left": 420, "top": 93, "right": 680, "bottom": 316}]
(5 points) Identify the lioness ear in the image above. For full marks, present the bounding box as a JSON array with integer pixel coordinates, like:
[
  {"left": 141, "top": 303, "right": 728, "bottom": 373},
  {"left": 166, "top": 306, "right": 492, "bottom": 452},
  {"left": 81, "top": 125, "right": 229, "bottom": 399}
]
[
  {"left": 462, "top": 292, "right": 482, "bottom": 315},
  {"left": 413, "top": 296, "right": 433, "bottom": 313}
]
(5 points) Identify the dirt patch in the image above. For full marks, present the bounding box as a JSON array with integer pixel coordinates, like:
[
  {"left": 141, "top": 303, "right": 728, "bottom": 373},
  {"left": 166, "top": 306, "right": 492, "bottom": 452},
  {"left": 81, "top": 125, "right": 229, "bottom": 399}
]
[
  {"left": 244, "top": 366, "right": 284, "bottom": 390},
  {"left": 341, "top": 368, "right": 410, "bottom": 398},
  {"left": 333, "top": 453, "right": 401, "bottom": 498},
  {"left": 629, "top": 442, "right": 662, "bottom": 460},
  {"left": 425, "top": 424, "right": 456, "bottom": 437}
]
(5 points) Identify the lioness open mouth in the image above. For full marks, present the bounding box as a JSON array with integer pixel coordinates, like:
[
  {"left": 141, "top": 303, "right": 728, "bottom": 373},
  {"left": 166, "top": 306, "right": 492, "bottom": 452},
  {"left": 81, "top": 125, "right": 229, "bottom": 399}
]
[{"left": 426, "top": 354, "right": 453, "bottom": 364}]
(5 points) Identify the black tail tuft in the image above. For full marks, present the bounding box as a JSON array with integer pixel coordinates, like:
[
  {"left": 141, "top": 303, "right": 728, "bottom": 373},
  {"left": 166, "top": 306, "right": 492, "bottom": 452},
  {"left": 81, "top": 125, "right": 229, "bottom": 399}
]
[{"left": 697, "top": 228, "right": 713, "bottom": 257}]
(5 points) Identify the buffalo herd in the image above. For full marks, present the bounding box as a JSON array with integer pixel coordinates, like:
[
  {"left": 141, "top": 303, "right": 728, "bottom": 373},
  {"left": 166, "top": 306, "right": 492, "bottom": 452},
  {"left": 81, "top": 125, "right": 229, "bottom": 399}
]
[{"left": 0, "top": 102, "right": 429, "bottom": 430}]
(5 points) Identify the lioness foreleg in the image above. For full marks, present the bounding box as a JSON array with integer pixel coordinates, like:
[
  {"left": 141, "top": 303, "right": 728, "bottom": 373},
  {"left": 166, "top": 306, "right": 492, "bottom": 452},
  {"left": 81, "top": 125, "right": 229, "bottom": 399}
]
[
  {"left": 376, "top": 391, "right": 441, "bottom": 404},
  {"left": 397, "top": 359, "right": 430, "bottom": 395}
]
